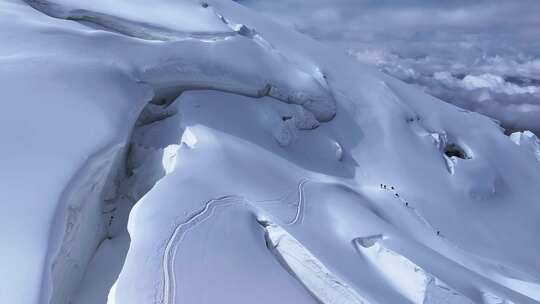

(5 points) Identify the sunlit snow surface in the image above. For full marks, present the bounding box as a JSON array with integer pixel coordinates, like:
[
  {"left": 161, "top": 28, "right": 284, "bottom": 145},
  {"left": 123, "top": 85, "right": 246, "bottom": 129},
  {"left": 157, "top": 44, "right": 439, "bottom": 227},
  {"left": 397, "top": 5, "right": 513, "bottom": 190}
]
[{"left": 1, "top": 1, "right": 540, "bottom": 304}]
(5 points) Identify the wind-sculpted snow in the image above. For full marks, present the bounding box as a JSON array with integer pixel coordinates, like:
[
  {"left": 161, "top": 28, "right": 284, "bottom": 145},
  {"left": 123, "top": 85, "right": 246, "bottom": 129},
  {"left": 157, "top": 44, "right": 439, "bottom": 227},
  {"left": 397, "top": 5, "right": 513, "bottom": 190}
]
[
  {"left": 1, "top": 1, "right": 540, "bottom": 304},
  {"left": 23, "top": 0, "right": 232, "bottom": 39},
  {"left": 23, "top": 0, "right": 337, "bottom": 122},
  {"left": 354, "top": 235, "right": 473, "bottom": 304},
  {"left": 510, "top": 131, "right": 540, "bottom": 163},
  {"left": 24, "top": 2, "right": 234, "bottom": 42},
  {"left": 261, "top": 220, "right": 369, "bottom": 304}
]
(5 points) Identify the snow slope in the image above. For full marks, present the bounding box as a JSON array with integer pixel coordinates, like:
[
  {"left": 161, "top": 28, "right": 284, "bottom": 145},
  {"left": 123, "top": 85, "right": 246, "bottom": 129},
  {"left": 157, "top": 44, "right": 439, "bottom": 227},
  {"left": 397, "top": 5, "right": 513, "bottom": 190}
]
[{"left": 0, "top": 1, "right": 539, "bottom": 304}]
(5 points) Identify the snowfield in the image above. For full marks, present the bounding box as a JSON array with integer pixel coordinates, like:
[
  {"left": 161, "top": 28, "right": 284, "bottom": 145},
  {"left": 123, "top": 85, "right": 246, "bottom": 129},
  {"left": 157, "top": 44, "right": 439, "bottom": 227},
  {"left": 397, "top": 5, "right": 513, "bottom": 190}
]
[{"left": 1, "top": 1, "right": 539, "bottom": 304}]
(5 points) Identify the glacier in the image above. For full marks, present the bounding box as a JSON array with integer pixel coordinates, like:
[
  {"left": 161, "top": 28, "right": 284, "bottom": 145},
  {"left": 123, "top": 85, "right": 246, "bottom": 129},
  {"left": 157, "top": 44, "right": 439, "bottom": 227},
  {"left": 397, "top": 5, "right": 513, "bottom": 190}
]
[{"left": 0, "top": 1, "right": 539, "bottom": 304}]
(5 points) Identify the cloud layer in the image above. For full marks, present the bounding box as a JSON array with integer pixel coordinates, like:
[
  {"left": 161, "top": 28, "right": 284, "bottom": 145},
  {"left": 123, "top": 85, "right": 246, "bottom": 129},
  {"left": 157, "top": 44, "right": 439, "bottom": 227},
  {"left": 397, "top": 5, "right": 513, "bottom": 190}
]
[{"left": 236, "top": 0, "right": 540, "bottom": 134}]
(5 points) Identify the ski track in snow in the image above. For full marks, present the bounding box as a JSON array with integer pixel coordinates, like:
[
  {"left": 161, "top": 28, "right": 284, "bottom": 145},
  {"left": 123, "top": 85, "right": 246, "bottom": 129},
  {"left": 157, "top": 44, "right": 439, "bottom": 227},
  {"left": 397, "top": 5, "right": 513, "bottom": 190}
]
[
  {"left": 10, "top": 2, "right": 540, "bottom": 303},
  {"left": 287, "top": 178, "right": 309, "bottom": 225},
  {"left": 160, "top": 178, "right": 310, "bottom": 304},
  {"left": 16, "top": 4, "right": 334, "bottom": 300},
  {"left": 160, "top": 195, "right": 243, "bottom": 304}
]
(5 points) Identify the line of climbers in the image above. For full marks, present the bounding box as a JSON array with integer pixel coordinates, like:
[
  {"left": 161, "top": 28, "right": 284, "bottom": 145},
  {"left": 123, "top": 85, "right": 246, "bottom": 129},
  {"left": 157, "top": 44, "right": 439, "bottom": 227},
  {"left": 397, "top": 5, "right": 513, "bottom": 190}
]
[{"left": 379, "top": 183, "right": 441, "bottom": 236}]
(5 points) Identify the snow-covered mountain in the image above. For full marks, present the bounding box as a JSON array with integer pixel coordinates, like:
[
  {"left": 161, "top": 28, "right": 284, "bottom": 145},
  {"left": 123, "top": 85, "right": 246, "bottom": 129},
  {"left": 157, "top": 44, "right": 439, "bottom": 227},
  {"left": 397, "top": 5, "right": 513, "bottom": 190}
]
[
  {"left": 234, "top": 0, "right": 540, "bottom": 136},
  {"left": 1, "top": 1, "right": 539, "bottom": 304}
]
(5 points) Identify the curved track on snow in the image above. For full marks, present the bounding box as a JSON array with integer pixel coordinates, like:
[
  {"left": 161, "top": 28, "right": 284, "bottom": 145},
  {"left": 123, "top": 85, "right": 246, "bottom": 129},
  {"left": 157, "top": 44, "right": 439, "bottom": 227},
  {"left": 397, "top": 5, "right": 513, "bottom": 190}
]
[
  {"left": 160, "top": 178, "right": 310, "bottom": 303},
  {"left": 160, "top": 195, "right": 244, "bottom": 304}
]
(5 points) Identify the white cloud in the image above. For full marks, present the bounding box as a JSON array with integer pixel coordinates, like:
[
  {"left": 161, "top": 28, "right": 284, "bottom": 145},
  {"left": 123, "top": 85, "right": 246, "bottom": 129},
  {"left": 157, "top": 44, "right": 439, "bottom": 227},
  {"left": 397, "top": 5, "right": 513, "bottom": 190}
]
[{"left": 236, "top": 0, "right": 540, "bottom": 134}]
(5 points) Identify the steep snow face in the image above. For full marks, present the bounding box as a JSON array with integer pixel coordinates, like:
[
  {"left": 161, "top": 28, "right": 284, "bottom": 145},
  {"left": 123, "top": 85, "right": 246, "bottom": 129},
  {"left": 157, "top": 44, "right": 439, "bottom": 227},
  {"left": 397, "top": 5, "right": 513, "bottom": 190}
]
[
  {"left": 261, "top": 220, "right": 369, "bottom": 304},
  {"left": 354, "top": 235, "right": 474, "bottom": 304},
  {"left": 510, "top": 131, "right": 540, "bottom": 162},
  {"left": 1, "top": 1, "right": 540, "bottom": 304}
]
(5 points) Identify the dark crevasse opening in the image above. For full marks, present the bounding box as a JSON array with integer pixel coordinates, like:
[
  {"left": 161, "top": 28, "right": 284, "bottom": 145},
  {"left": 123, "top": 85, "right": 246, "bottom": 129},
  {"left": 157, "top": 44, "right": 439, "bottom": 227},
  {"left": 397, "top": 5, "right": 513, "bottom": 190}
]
[
  {"left": 444, "top": 143, "right": 470, "bottom": 160},
  {"left": 69, "top": 97, "right": 184, "bottom": 304}
]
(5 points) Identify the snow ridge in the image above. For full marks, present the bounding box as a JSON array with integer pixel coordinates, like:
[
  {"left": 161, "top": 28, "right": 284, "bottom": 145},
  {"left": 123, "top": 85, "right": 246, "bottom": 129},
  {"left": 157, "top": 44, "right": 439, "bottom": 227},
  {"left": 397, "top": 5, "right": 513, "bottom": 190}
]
[
  {"left": 259, "top": 219, "right": 370, "bottom": 304},
  {"left": 23, "top": 0, "right": 235, "bottom": 41},
  {"left": 23, "top": 0, "right": 337, "bottom": 123}
]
